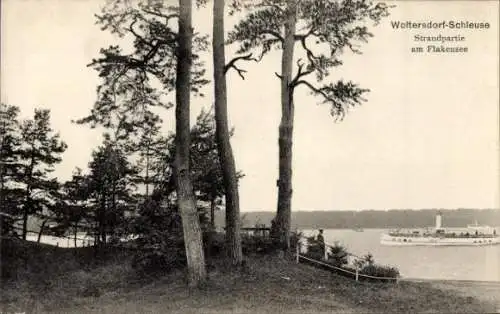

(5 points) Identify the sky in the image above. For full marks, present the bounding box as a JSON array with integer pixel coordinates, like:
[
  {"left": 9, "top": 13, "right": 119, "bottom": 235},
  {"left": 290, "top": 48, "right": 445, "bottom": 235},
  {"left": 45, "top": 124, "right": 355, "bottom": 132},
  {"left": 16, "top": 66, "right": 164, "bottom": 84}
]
[{"left": 1, "top": 0, "right": 499, "bottom": 212}]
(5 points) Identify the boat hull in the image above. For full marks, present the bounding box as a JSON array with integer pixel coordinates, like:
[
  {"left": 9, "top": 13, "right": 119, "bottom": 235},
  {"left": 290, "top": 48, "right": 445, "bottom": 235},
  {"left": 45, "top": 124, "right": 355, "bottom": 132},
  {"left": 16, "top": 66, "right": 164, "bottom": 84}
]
[{"left": 380, "top": 234, "right": 500, "bottom": 246}]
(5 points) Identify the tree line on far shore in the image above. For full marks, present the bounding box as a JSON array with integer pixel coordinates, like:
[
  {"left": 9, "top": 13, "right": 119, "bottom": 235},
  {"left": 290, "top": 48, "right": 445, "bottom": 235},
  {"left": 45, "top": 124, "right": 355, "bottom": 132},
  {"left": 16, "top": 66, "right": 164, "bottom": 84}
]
[{"left": 229, "top": 208, "right": 500, "bottom": 230}]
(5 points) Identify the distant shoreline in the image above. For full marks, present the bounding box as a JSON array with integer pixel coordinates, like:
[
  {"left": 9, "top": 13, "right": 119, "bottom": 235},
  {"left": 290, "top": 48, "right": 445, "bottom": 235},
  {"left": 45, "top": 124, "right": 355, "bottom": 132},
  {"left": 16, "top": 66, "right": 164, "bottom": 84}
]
[{"left": 222, "top": 208, "right": 500, "bottom": 229}]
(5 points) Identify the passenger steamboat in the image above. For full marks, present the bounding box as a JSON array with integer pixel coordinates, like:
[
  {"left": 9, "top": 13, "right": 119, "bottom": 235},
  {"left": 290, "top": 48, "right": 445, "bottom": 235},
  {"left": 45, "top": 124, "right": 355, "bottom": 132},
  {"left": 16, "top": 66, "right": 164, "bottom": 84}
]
[{"left": 380, "top": 212, "right": 499, "bottom": 246}]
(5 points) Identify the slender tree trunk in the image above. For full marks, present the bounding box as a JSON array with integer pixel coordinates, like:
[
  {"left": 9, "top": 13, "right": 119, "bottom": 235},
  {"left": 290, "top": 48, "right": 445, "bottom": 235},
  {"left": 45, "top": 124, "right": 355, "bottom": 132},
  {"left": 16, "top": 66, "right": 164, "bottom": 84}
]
[
  {"left": 206, "top": 191, "right": 217, "bottom": 258},
  {"left": 74, "top": 224, "right": 77, "bottom": 248},
  {"left": 210, "top": 192, "right": 216, "bottom": 230},
  {"left": 145, "top": 151, "right": 150, "bottom": 198},
  {"left": 112, "top": 179, "right": 117, "bottom": 241},
  {"left": 0, "top": 174, "right": 4, "bottom": 218},
  {"left": 37, "top": 218, "right": 49, "bottom": 243},
  {"left": 175, "top": 0, "right": 207, "bottom": 287},
  {"left": 213, "top": 0, "right": 243, "bottom": 265},
  {"left": 274, "top": 0, "right": 297, "bottom": 252},
  {"left": 22, "top": 203, "right": 29, "bottom": 240},
  {"left": 22, "top": 155, "right": 35, "bottom": 240},
  {"left": 23, "top": 182, "right": 33, "bottom": 240},
  {"left": 99, "top": 194, "right": 106, "bottom": 246}
]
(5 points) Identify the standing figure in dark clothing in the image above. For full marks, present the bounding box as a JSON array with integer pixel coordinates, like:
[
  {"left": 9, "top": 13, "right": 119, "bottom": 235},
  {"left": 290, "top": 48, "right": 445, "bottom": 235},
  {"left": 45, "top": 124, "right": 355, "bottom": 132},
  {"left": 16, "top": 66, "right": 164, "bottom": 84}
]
[{"left": 317, "top": 229, "right": 326, "bottom": 259}]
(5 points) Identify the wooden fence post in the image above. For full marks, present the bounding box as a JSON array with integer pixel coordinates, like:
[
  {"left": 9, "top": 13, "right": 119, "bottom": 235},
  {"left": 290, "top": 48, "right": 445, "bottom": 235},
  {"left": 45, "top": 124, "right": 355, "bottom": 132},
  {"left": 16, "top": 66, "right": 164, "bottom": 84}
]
[{"left": 355, "top": 267, "right": 359, "bottom": 281}]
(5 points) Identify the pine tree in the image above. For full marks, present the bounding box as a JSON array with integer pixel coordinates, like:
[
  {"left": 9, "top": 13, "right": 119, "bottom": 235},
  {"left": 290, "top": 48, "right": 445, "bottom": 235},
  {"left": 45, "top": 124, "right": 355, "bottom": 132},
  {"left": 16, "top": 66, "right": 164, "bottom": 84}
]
[
  {"left": 0, "top": 104, "right": 23, "bottom": 236},
  {"left": 86, "top": 141, "right": 138, "bottom": 246},
  {"left": 80, "top": 0, "right": 210, "bottom": 285},
  {"left": 16, "top": 109, "right": 67, "bottom": 240},
  {"left": 228, "top": 0, "right": 391, "bottom": 250}
]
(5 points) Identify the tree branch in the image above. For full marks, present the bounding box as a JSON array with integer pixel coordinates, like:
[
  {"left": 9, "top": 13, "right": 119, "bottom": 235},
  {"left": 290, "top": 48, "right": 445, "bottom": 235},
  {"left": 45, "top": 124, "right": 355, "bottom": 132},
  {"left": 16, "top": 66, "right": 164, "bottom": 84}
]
[
  {"left": 141, "top": 9, "right": 179, "bottom": 24},
  {"left": 135, "top": 14, "right": 179, "bottom": 43},
  {"left": 127, "top": 18, "right": 154, "bottom": 48},
  {"left": 295, "top": 80, "right": 334, "bottom": 102},
  {"left": 256, "top": 0, "right": 284, "bottom": 14},
  {"left": 294, "top": 25, "right": 316, "bottom": 41},
  {"left": 301, "top": 37, "right": 318, "bottom": 62},
  {"left": 262, "top": 29, "right": 284, "bottom": 42},
  {"left": 291, "top": 58, "right": 314, "bottom": 87},
  {"left": 295, "top": 79, "right": 369, "bottom": 120},
  {"left": 295, "top": 79, "right": 345, "bottom": 120},
  {"left": 224, "top": 53, "right": 261, "bottom": 79}
]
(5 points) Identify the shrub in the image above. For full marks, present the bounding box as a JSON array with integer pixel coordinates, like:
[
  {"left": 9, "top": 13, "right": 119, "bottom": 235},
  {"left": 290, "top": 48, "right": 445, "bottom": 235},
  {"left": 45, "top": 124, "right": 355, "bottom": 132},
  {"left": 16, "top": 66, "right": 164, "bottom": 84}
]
[
  {"left": 129, "top": 200, "right": 186, "bottom": 274},
  {"left": 204, "top": 230, "right": 225, "bottom": 257},
  {"left": 129, "top": 198, "right": 218, "bottom": 274},
  {"left": 326, "top": 243, "right": 349, "bottom": 267},
  {"left": 360, "top": 264, "right": 400, "bottom": 281},
  {"left": 290, "top": 230, "right": 303, "bottom": 251},
  {"left": 0, "top": 213, "right": 16, "bottom": 237},
  {"left": 353, "top": 252, "right": 375, "bottom": 269},
  {"left": 241, "top": 234, "right": 276, "bottom": 254},
  {"left": 303, "top": 236, "right": 324, "bottom": 260},
  {"left": 131, "top": 236, "right": 186, "bottom": 274},
  {"left": 352, "top": 252, "right": 400, "bottom": 281}
]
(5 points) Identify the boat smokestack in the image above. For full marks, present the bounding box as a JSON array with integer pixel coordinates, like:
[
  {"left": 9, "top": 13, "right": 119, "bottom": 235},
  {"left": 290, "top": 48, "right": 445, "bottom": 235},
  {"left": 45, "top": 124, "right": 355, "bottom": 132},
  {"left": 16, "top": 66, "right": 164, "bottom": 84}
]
[{"left": 435, "top": 212, "right": 442, "bottom": 229}]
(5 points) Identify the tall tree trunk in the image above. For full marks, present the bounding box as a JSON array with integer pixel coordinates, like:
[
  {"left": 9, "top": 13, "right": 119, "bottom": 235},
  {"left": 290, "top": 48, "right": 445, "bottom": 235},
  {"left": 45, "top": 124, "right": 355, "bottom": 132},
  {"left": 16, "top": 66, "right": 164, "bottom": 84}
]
[
  {"left": 175, "top": 0, "right": 207, "bottom": 287},
  {"left": 213, "top": 0, "right": 243, "bottom": 265},
  {"left": 37, "top": 218, "right": 49, "bottom": 243},
  {"left": 210, "top": 192, "right": 216, "bottom": 230},
  {"left": 145, "top": 150, "right": 150, "bottom": 198},
  {"left": 74, "top": 223, "right": 77, "bottom": 248},
  {"left": 22, "top": 155, "right": 35, "bottom": 240},
  {"left": 206, "top": 191, "right": 217, "bottom": 258},
  {"left": 112, "top": 179, "right": 117, "bottom": 241},
  {"left": 274, "top": 0, "right": 297, "bottom": 252},
  {"left": 99, "top": 194, "right": 106, "bottom": 246},
  {"left": 22, "top": 203, "right": 29, "bottom": 240}
]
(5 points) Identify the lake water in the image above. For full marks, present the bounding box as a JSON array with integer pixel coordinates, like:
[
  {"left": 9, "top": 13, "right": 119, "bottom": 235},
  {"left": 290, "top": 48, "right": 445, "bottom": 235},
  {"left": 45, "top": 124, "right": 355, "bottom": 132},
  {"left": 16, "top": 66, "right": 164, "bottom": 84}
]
[
  {"left": 26, "top": 233, "right": 94, "bottom": 248},
  {"left": 302, "top": 229, "right": 500, "bottom": 282}
]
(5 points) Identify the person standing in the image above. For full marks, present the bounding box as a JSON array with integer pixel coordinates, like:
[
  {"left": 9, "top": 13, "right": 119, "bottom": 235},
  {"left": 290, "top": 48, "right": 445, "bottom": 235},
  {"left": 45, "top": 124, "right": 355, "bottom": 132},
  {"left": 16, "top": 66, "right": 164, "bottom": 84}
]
[{"left": 317, "top": 229, "right": 326, "bottom": 259}]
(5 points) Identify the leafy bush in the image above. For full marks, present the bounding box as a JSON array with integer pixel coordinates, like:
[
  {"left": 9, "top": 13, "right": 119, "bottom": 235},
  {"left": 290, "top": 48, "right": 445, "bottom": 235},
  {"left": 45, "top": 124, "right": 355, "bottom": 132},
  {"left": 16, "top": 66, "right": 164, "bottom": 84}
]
[
  {"left": 290, "top": 230, "right": 303, "bottom": 251},
  {"left": 353, "top": 253, "right": 375, "bottom": 269},
  {"left": 129, "top": 198, "right": 216, "bottom": 274},
  {"left": 360, "top": 264, "right": 400, "bottom": 280},
  {"left": 241, "top": 234, "right": 275, "bottom": 254},
  {"left": 326, "top": 243, "right": 349, "bottom": 267},
  {"left": 303, "top": 236, "right": 325, "bottom": 260},
  {"left": 238, "top": 230, "right": 304, "bottom": 255},
  {"left": 352, "top": 253, "right": 399, "bottom": 280},
  {"left": 0, "top": 213, "right": 16, "bottom": 237},
  {"left": 131, "top": 235, "right": 186, "bottom": 274},
  {"left": 204, "top": 230, "right": 225, "bottom": 257},
  {"left": 129, "top": 200, "right": 186, "bottom": 274}
]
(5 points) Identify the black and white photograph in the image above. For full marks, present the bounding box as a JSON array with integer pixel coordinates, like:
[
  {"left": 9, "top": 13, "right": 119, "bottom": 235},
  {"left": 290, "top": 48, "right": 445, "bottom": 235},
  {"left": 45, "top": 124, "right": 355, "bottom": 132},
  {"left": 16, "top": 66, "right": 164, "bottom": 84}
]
[{"left": 1, "top": 0, "right": 499, "bottom": 313}]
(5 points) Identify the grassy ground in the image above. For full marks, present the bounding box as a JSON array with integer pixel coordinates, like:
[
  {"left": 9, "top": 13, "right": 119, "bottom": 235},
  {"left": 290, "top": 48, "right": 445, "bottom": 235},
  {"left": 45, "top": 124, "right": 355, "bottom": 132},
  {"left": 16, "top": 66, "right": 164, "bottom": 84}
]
[{"left": 1, "top": 239, "right": 499, "bottom": 314}]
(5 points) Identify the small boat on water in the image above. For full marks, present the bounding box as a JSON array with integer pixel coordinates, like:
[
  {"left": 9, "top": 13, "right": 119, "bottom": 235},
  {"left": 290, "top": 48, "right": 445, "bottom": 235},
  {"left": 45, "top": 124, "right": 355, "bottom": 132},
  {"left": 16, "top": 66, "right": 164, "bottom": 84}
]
[
  {"left": 352, "top": 227, "right": 364, "bottom": 232},
  {"left": 380, "top": 212, "right": 499, "bottom": 246}
]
